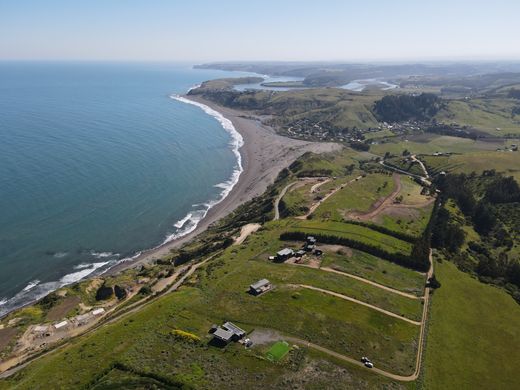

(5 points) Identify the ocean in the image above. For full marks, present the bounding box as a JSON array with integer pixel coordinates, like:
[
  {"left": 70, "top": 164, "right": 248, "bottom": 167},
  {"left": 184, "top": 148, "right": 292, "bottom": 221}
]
[{"left": 0, "top": 62, "right": 248, "bottom": 316}]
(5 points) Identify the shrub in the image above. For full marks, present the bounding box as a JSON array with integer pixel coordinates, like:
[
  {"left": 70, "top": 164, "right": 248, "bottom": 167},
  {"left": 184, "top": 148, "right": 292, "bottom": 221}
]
[{"left": 95, "top": 284, "right": 114, "bottom": 301}]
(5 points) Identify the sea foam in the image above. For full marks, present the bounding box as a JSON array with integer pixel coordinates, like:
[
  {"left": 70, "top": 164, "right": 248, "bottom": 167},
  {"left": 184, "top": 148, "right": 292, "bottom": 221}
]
[
  {"left": 0, "top": 260, "right": 114, "bottom": 318},
  {"left": 165, "top": 95, "right": 244, "bottom": 243}
]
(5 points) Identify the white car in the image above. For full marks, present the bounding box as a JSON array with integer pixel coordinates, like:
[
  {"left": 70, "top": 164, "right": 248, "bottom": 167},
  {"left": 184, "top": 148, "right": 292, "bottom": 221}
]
[
  {"left": 361, "top": 356, "right": 369, "bottom": 363},
  {"left": 364, "top": 362, "right": 374, "bottom": 368}
]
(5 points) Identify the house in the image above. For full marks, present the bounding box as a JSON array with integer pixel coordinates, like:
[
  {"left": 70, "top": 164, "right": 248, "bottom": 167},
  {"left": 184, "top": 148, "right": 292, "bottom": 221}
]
[
  {"left": 276, "top": 248, "right": 294, "bottom": 261},
  {"left": 222, "top": 322, "right": 246, "bottom": 340},
  {"left": 212, "top": 327, "right": 234, "bottom": 343},
  {"left": 211, "top": 321, "right": 246, "bottom": 344},
  {"left": 249, "top": 279, "right": 272, "bottom": 295}
]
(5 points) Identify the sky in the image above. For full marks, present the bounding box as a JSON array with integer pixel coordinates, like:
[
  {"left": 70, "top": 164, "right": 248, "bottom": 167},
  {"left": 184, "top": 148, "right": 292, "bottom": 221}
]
[{"left": 1, "top": 0, "right": 520, "bottom": 62}]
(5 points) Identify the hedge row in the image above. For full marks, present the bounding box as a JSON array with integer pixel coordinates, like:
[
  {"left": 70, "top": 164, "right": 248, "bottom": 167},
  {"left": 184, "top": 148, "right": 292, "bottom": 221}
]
[
  {"left": 280, "top": 231, "right": 429, "bottom": 272},
  {"left": 341, "top": 220, "right": 417, "bottom": 243}
]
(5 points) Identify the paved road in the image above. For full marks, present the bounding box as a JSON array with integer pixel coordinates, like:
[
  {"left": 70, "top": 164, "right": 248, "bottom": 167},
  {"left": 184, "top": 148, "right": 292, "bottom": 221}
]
[{"left": 297, "top": 284, "right": 421, "bottom": 325}]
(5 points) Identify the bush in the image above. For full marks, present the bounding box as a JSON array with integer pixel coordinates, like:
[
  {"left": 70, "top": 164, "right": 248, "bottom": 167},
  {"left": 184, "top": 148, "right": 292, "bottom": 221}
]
[
  {"left": 171, "top": 329, "right": 201, "bottom": 343},
  {"left": 114, "top": 285, "right": 127, "bottom": 300},
  {"left": 95, "top": 285, "right": 114, "bottom": 301},
  {"left": 138, "top": 285, "right": 152, "bottom": 296}
]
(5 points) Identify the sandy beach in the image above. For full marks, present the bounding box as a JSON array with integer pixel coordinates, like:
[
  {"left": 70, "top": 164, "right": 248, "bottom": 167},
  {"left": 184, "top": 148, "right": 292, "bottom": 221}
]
[{"left": 108, "top": 96, "right": 341, "bottom": 273}]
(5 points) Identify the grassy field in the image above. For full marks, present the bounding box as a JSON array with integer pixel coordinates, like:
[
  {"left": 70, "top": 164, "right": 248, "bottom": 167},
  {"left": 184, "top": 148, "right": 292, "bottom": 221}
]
[
  {"left": 372, "top": 176, "right": 434, "bottom": 237},
  {"left": 436, "top": 98, "right": 520, "bottom": 136},
  {"left": 320, "top": 248, "right": 425, "bottom": 295},
  {"left": 370, "top": 134, "right": 514, "bottom": 157},
  {"left": 290, "top": 219, "right": 413, "bottom": 255},
  {"left": 422, "top": 260, "right": 520, "bottom": 389},
  {"left": 0, "top": 221, "right": 424, "bottom": 388},
  {"left": 313, "top": 173, "right": 395, "bottom": 220},
  {"left": 422, "top": 151, "right": 520, "bottom": 182}
]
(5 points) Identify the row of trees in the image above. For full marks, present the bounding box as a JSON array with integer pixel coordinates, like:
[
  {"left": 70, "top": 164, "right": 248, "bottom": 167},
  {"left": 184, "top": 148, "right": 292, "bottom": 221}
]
[{"left": 280, "top": 230, "right": 430, "bottom": 272}]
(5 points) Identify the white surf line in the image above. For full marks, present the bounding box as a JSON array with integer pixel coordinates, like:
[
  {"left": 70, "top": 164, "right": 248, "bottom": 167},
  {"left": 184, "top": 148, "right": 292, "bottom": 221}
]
[
  {"left": 166, "top": 95, "right": 244, "bottom": 244},
  {"left": 297, "top": 284, "right": 421, "bottom": 326}
]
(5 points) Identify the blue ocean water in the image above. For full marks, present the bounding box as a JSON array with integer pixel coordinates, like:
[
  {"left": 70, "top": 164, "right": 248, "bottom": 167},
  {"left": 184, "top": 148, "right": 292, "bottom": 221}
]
[{"left": 0, "top": 62, "right": 246, "bottom": 315}]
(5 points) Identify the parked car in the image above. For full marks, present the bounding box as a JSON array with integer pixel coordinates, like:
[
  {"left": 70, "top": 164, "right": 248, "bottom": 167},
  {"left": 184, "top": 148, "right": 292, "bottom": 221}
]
[
  {"left": 361, "top": 356, "right": 370, "bottom": 363},
  {"left": 364, "top": 362, "right": 374, "bottom": 368}
]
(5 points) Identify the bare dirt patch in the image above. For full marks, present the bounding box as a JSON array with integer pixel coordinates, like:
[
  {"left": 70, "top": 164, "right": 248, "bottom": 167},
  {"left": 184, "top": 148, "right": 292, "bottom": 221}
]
[
  {"left": 0, "top": 328, "right": 18, "bottom": 352},
  {"left": 45, "top": 296, "right": 81, "bottom": 322},
  {"left": 319, "top": 244, "right": 353, "bottom": 257},
  {"left": 248, "top": 328, "right": 283, "bottom": 345}
]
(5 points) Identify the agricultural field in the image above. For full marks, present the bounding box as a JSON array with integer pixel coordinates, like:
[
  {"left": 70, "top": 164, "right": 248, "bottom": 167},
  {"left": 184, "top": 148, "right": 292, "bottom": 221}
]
[
  {"left": 422, "top": 151, "right": 520, "bottom": 182},
  {"left": 436, "top": 98, "right": 520, "bottom": 136},
  {"left": 320, "top": 248, "right": 425, "bottom": 295},
  {"left": 312, "top": 173, "right": 396, "bottom": 220},
  {"left": 289, "top": 219, "right": 414, "bottom": 255},
  {"left": 422, "top": 260, "right": 520, "bottom": 389},
  {"left": 370, "top": 134, "right": 514, "bottom": 157}
]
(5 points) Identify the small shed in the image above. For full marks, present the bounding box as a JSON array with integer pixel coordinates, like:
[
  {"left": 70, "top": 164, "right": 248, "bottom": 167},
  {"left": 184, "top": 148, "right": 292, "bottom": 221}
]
[
  {"left": 54, "top": 321, "right": 69, "bottom": 330},
  {"left": 306, "top": 236, "right": 317, "bottom": 245},
  {"left": 276, "top": 248, "right": 294, "bottom": 261},
  {"left": 304, "top": 244, "right": 315, "bottom": 252},
  {"left": 249, "top": 279, "right": 272, "bottom": 295},
  {"left": 92, "top": 308, "right": 105, "bottom": 316},
  {"left": 75, "top": 313, "right": 91, "bottom": 326},
  {"left": 295, "top": 250, "right": 306, "bottom": 258}
]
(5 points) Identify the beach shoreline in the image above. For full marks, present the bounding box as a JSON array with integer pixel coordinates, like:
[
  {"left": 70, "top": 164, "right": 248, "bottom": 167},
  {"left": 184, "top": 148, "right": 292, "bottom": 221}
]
[{"left": 107, "top": 95, "right": 341, "bottom": 274}]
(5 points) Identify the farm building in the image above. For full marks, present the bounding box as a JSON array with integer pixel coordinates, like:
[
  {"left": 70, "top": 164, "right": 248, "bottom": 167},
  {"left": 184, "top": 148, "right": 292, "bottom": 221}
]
[
  {"left": 276, "top": 248, "right": 294, "bottom": 261},
  {"left": 249, "top": 279, "right": 272, "bottom": 295},
  {"left": 92, "top": 308, "right": 105, "bottom": 316},
  {"left": 54, "top": 321, "right": 69, "bottom": 330},
  {"left": 75, "top": 313, "right": 91, "bottom": 326},
  {"left": 33, "top": 325, "right": 49, "bottom": 338},
  {"left": 295, "top": 250, "right": 306, "bottom": 258}
]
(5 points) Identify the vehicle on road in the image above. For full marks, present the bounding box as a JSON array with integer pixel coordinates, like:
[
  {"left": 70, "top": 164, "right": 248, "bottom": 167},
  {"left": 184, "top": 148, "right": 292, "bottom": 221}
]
[{"left": 364, "top": 362, "right": 374, "bottom": 368}]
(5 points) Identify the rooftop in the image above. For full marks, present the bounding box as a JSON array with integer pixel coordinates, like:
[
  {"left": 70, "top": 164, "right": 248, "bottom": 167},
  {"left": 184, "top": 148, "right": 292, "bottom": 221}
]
[
  {"left": 213, "top": 327, "right": 234, "bottom": 341},
  {"left": 250, "top": 279, "right": 271, "bottom": 290},
  {"left": 277, "top": 248, "right": 294, "bottom": 256}
]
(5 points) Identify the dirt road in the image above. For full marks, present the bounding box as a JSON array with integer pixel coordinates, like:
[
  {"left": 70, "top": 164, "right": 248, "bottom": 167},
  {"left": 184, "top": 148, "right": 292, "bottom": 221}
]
[{"left": 296, "top": 284, "right": 421, "bottom": 325}]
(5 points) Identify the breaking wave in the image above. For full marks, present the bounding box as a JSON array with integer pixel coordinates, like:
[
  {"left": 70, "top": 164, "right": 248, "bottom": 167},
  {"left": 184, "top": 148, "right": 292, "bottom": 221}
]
[{"left": 166, "top": 94, "right": 244, "bottom": 243}]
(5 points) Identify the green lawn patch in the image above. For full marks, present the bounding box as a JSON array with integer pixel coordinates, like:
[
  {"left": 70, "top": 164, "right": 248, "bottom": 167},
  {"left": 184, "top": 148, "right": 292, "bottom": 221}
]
[{"left": 266, "top": 341, "right": 290, "bottom": 362}]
